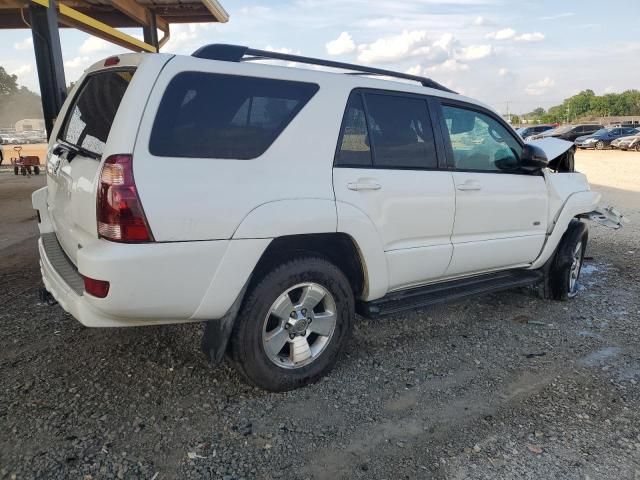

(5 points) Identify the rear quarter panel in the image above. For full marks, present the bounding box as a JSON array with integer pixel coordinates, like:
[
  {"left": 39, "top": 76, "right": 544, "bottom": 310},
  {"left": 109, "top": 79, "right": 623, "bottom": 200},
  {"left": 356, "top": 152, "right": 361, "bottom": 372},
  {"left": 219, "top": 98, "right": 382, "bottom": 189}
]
[{"left": 133, "top": 57, "right": 350, "bottom": 241}]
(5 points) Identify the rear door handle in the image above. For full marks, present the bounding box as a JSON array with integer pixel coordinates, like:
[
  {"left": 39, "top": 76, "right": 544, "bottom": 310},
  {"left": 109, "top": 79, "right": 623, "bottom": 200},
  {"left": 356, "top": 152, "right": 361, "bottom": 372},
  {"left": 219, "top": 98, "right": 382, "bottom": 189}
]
[
  {"left": 456, "top": 181, "right": 481, "bottom": 191},
  {"left": 347, "top": 181, "right": 381, "bottom": 191}
]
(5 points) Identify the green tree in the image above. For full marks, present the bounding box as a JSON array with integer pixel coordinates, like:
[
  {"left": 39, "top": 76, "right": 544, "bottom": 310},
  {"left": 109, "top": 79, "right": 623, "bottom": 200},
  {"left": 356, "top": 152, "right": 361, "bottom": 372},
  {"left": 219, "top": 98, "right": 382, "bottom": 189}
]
[
  {"left": 0, "top": 65, "right": 42, "bottom": 128},
  {"left": 0, "top": 66, "right": 19, "bottom": 96}
]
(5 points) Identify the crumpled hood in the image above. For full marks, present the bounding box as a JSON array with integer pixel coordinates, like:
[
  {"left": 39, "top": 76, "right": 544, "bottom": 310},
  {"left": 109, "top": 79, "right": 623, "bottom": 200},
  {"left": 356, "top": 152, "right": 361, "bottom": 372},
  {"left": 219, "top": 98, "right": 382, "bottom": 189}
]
[{"left": 527, "top": 136, "right": 575, "bottom": 165}]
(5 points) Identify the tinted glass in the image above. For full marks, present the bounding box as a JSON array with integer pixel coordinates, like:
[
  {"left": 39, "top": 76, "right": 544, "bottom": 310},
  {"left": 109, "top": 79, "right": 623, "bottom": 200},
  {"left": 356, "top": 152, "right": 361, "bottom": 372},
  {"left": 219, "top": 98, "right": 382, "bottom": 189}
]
[
  {"left": 442, "top": 105, "right": 522, "bottom": 172},
  {"left": 364, "top": 93, "right": 437, "bottom": 168},
  {"left": 150, "top": 72, "right": 319, "bottom": 159},
  {"left": 624, "top": 127, "right": 639, "bottom": 134},
  {"left": 61, "top": 69, "right": 135, "bottom": 156},
  {"left": 335, "top": 94, "right": 372, "bottom": 167}
]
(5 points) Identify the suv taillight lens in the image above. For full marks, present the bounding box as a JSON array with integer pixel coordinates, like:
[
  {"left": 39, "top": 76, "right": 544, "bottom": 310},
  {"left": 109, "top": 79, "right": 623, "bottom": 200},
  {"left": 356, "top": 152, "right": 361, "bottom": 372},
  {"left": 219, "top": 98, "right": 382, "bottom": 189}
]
[{"left": 97, "top": 154, "right": 154, "bottom": 242}]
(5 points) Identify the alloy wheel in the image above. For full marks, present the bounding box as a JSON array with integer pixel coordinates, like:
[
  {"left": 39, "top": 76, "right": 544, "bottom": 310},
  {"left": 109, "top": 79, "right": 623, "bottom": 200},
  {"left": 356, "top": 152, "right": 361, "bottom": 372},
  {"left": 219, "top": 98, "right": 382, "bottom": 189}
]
[{"left": 262, "top": 282, "right": 337, "bottom": 369}]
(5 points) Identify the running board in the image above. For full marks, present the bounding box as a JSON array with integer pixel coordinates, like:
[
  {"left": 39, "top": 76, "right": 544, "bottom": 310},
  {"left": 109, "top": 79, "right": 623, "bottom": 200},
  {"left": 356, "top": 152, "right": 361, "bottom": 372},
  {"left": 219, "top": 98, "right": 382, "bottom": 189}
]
[{"left": 358, "top": 269, "right": 543, "bottom": 319}]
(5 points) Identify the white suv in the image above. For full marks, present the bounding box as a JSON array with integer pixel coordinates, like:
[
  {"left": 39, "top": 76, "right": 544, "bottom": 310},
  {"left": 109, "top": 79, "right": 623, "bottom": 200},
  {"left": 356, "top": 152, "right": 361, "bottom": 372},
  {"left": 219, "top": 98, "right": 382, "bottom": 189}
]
[{"left": 33, "top": 45, "right": 624, "bottom": 391}]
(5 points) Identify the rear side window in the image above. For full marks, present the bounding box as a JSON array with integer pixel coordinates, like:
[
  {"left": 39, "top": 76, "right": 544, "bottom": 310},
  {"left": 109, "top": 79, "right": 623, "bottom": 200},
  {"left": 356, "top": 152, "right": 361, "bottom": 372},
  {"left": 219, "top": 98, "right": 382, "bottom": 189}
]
[
  {"left": 149, "top": 72, "right": 319, "bottom": 159},
  {"left": 60, "top": 69, "right": 135, "bottom": 156},
  {"left": 335, "top": 94, "right": 372, "bottom": 167},
  {"left": 335, "top": 91, "right": 438, "bottom": 169}
]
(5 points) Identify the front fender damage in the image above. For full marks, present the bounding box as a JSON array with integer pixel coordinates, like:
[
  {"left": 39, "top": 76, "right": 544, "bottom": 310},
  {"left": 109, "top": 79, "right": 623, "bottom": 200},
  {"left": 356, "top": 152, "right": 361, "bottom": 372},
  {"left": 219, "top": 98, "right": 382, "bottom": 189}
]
[{"left": 579, "top": 205, "right": 628, "bottom": 230}]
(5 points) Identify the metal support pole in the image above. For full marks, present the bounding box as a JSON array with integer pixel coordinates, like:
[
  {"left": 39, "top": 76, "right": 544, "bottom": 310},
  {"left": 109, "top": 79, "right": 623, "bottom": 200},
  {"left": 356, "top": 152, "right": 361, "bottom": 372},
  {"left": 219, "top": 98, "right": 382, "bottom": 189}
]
[
  {"left": 29, "top": 1, "right": 67, "bottom": 140},
  {"left": 143, "top": 10, "right": 159, "bottom": 50}
]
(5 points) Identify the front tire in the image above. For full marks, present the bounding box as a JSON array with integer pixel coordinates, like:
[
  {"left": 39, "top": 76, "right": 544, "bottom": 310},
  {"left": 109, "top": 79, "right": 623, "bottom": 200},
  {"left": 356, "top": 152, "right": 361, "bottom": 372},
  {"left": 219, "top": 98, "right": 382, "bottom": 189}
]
[
  {"left": 549, "top": 220, "right": 588, "bottom": 300},
  {"left": 229, "top": 256, "right": 355, "bottom": 391}
]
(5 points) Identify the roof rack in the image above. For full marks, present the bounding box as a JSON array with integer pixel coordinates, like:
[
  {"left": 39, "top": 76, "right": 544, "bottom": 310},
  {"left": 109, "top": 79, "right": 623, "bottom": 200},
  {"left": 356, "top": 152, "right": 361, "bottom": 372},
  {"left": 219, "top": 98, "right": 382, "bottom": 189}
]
[{"left": 191, "top": 44, "right": 456, "bottom": 93}]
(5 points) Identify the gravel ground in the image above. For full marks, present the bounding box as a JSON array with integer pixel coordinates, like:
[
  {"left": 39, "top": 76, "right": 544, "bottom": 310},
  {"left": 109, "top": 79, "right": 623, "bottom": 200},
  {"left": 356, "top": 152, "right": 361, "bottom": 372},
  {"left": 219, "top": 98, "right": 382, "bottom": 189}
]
[{"left": 1, "top": 149, "right": 639, "bottom": 479}]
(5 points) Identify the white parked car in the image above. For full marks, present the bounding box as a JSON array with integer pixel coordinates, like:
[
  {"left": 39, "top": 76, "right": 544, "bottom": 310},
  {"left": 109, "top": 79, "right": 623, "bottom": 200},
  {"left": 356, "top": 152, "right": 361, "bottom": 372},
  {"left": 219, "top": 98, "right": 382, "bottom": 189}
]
[{"left": 32, "top": 45, "right": 625, "bottom": 391}]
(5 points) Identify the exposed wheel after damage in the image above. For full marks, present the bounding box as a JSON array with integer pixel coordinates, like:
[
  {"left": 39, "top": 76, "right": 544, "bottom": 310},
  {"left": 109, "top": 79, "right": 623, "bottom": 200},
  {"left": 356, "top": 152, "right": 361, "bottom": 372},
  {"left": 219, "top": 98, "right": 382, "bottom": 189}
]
[
  {"left": 549, "top": 220, "right": 588, "bottom": 300},
  {"left": 229, "top": 256, "right": 354, "bottom": 391}
]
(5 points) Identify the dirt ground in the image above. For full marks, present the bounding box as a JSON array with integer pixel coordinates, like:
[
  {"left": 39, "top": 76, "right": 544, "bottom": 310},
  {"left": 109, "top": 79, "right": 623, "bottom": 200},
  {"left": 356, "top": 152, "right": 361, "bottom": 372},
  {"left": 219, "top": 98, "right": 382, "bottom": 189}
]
[{"left": 0, "top": 149, "right": 639, "bottom": 479}]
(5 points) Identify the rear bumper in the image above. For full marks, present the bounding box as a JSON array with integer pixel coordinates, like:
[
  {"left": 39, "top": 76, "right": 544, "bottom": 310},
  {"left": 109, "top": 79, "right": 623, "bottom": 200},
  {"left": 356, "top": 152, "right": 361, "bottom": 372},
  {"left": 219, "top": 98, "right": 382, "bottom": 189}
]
[
  {"left": 38, "top": 233, "right": 269, "bottom": 327},
  {"left": 34, "top": 187, "right": 270, "bottom": 327}
]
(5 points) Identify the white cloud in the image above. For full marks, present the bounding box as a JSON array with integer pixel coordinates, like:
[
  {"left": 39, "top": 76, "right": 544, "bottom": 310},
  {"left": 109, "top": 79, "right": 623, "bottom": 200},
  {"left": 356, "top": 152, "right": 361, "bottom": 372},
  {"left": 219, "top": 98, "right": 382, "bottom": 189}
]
[
  {"left": 486, "top": 28, "right": 516, "bottom": 40},
  {"left": 357, "top": 30, "right": 429, "bottom": 63},
  {"left": 405, "top": 65, "right": 423, "bottom": 76},
  {"left": 498, "top": 67, "right": 516, "bottom": 81},
  {"left": 64, "top": 56, "right": 90, "bottom": 69},
  {"left": 540, "top": 12, "right": 574, "bottom": 20},
  {"left": 79, "top": 37, "right": 111, "bottom": 54},
  {"left": 514, "top": 32, "right": 545, "bottom": 42},
  {"left": 11, "top": 64, "right": 33, "bottom": 76},
  {"left": 486, "top": 28, "right": 545, "bottom": 43},
  {"left": 456, "top": 44, "right": 492, "bottom": 61},
  {"left": 525, "top": 77, "right": 555, "bottom": 95},
  {"left": 326, "top": 32, "right": 356, "bottom": 56},
  {"left": 426, "top": 59, "right": 469, "bottom": 73},
  {"left": 472, "top": 16, "right": 491, "bottom": 26},
  {"left": 14, "top": 37, "right": 32, "bottom": 51}
]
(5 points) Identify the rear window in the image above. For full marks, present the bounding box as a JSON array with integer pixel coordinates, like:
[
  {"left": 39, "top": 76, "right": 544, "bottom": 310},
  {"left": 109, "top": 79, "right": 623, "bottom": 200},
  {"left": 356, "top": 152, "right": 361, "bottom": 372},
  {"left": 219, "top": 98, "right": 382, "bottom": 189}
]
[
  {"left": 149, "top": 72, "right": 319, "bottom": 159},
  {"left": 60, "top": 69, "right": 135, "bottom": 156}
]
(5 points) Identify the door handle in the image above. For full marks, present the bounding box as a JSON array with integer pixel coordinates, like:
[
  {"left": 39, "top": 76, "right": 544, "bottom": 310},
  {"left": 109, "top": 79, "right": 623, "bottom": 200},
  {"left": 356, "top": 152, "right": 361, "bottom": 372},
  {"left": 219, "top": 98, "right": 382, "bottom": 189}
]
[
  {"left": 456, "top": 181, "right": 481, "bottom": 191},
  {"left": 347, "top": 181, "right": 381, "bottom": 191}
]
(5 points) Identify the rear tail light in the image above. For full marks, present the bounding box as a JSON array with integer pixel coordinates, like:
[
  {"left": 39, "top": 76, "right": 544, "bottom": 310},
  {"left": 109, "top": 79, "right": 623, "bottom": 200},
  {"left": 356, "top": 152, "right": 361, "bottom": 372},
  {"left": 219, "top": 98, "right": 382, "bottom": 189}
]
[
  {"left": 97, "top": 154, "right": 154, "bottom": 243},
  {"left": 83, "top": 276, "right": 110, "bottom": 298}
]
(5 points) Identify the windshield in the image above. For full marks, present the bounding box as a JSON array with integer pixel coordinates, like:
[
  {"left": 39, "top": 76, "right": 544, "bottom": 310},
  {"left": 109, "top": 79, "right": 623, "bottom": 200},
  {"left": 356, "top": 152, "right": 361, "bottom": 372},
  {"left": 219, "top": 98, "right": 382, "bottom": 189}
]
[{"left": 59, "top": 69, "right": 135, "bottom": 157}]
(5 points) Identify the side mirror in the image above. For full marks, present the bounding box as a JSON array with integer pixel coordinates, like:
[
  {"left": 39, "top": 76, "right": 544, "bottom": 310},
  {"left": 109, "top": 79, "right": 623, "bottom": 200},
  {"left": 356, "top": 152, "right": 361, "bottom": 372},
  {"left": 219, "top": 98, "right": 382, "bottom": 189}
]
[{"left": 519, "top": 143, "right": 548, "bottom": 172}]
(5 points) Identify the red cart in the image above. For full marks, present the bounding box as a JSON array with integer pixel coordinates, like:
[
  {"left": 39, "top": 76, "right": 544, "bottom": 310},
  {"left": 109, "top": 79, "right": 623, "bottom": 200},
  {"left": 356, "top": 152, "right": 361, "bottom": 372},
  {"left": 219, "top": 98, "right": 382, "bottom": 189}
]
[{"left": 10, "top": 145, "right": 40, "bottom": 175}]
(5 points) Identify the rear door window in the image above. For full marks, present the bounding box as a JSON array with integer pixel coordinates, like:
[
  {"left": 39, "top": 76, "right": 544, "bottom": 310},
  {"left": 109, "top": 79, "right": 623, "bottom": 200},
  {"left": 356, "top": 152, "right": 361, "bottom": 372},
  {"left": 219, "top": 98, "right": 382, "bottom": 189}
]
[
  {"left": 149, "top": 72, "right": 319, "bottom": 159},
  {"left": 364, "top": 93, "right": 437, "bottom": 169},
  {"left": 335, "top": 93, "right": 372, "bottom": 167},
  {"left": 60, "top": 69, "right": 135, "bottom": 156},
  {"left": 335, "top": 91, "right": 438, "bottom": 169}
]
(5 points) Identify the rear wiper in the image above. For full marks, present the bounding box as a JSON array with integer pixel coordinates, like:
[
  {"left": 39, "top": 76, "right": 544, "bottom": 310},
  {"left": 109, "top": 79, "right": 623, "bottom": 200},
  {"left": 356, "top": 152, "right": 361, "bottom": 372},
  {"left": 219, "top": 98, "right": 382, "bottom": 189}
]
[{"left": 55, "top": 140, "right": 101, "bottom": 161}]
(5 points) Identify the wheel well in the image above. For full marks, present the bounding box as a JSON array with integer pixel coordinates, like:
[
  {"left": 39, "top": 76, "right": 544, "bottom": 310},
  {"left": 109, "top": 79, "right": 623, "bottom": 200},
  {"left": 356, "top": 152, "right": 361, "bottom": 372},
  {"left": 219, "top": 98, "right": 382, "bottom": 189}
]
[{"left": 252, "top": 233, "right": 366, "bottom": 297}]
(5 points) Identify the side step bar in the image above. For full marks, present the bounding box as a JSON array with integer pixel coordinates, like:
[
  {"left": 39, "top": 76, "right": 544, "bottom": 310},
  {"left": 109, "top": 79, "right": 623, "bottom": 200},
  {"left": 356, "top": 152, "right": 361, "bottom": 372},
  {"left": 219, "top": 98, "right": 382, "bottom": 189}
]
[{"left": 358, "top": 269, "right": 544, "bottom": 319}]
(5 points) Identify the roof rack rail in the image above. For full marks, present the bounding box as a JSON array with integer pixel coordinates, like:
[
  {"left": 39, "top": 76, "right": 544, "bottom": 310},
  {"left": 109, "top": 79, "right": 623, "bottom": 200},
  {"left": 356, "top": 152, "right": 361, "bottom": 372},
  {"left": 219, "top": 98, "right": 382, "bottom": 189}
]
[{"left": 191, "top": 44, "right": 456, "bottom": 94}]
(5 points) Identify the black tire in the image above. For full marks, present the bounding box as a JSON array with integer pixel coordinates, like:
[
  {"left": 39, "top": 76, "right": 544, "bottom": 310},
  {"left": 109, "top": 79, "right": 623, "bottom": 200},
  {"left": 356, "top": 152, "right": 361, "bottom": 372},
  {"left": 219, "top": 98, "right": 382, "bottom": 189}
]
[
  {"left": 549, "top": 220, "right": 588, "bottom": 301},
  {"left": 13, "top": 166, "right": 18, "bottom": 175},
  {"left": 229, "top": 256, "right": 355, "bottom": 391},
  {"left": 636, "top": 143, "right": 640, "bottom": 152},
  {"left": 21, "top": 167, "right": 26, "bottom": 176},
  {"left": 595, "top": 140, "right": 605, "bottom": 150},
  {"left": 34, "top": 166, "right": 40, "bottom": 175}
]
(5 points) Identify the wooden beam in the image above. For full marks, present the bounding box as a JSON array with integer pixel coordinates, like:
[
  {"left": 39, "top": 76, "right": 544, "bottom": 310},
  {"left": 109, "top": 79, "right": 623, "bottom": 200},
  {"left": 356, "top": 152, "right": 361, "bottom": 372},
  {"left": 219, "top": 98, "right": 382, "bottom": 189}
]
[{"left": 58, "top": 3, "right": 156, "bottom": 52}]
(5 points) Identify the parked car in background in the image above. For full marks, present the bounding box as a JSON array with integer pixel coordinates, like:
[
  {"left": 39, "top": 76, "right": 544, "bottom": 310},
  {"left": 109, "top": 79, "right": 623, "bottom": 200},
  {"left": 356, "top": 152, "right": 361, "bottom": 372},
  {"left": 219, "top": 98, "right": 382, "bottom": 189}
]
[
  {"left": 516, "top": 124, "right": 555, "bottom": 138},
  {"left": 528, "top": 124, "right": 602, "bottom": 142},
  {"left": 0, "top": 133, "right": 20, "bottom": 144},
  {"left": 575, "top": 126, "right": 640, "bottom": 150},
  {"left": 611, "top": 133, "right": 640, "bottom": 151}
]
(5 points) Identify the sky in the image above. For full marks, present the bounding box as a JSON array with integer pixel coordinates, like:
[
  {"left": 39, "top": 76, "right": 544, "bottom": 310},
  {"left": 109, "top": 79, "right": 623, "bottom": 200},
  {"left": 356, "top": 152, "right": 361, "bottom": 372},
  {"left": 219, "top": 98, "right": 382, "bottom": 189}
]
[{"left": 1, "top": 0, "right": 639, "bottom": 115}]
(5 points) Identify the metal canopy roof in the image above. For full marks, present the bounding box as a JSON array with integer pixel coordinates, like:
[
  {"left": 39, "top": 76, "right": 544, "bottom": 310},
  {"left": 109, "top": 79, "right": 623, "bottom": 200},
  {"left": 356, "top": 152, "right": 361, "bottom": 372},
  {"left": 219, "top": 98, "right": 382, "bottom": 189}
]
[{"left": 0, "top": 0, "right": 228, "bottom": 29}]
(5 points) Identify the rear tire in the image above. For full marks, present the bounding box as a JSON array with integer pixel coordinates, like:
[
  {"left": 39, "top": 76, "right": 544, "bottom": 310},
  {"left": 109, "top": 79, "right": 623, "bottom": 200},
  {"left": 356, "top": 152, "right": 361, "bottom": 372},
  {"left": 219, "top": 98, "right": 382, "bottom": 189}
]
[
  {"left": 549, "top": 220, "right": 588, "bottom": 301},
  {"left": 595, "top": 140, "right": 605, "bottom": 150},
  {"left": 229, "top": 256, "right": 355, "bottom": 391},
  {"left": 635, "top": 143, "right": 640, "bottom": 152}
]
